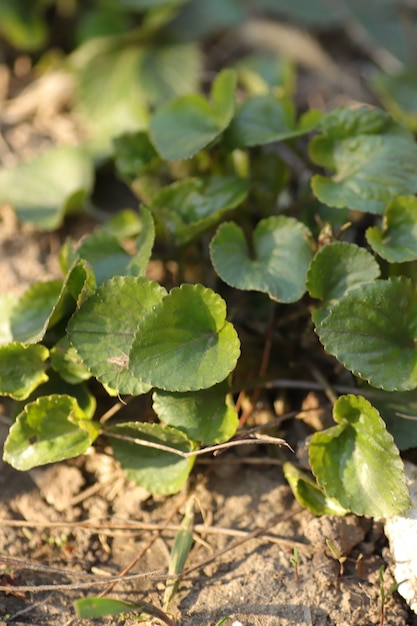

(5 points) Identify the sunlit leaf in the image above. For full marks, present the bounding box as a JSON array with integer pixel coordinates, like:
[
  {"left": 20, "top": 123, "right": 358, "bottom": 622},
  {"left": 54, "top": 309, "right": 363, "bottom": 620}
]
[
  {"left": 0, "top": 343, "right": 49, "bottom": 400},
  {"left": 283, "top": 462, "right": 348, "bottom": 516}
]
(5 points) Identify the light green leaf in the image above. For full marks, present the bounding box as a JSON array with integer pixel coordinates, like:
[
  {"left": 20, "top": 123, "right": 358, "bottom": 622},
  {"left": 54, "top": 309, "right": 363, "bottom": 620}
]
[
  {"left": 50, "top": 337, "right": 92, "bottom": 385},
  {"left": 309, "top": 107, "right": 417, "bottom": 214},
  {"left": 283, "top": 462, "right": 348, "bottom": 516},
  {"left": 0, "top": 343, "right": 49, "bottom": 400},
  {"left": 0, "top": 293, "right": 19, "bottom": 345},
  {"left": 236, "top": 53, "right": 295, "bottom": 96},
  {"left": 366, "top": 196, "right": 417, "bottom": 263},
  {"left": 8, "top": 281, "right": 63, "bottom": 344},
  {"left": 316, "top": 277, "right": 417, "bottom": 391},
  {"left": 101, "top": 208, "right": 143, "bottom": 240},
  {"left": 3, "top": 394, "right": 99, "bottom": 471},
  {"left": 0, "top": 1, "right": 47, "bottom": 50},
  {"left": 0, "top": 145, "right": 94, "bottom": 229},
  {"left": 307, "top": 242, "right": 380, "bottom": 323},
  {"left": 68, "top": 276, "right": 167, "bottom": 394},
  {"left": 126, "top": 205, "right": 155, "bottom": 275},
  {"left": 149, "top": 68, "right": 236, "bottom": 161},
  {"left": 210, "top": 216, "right": 313, "bottom": 303},
  {"left": 150, "top": 175, "right": 248, "bottom": 245},
  {"left": 74, "top": 596, "right": 173, "bottom": 624},
  {"left": 129, "top": 284, "right": 240, "bottom": 392},
  {"left": 153, "top": 382, "right": 238, "bottom": 444},
  {"left": 226, "top": 95, "right": 320, "bottom": 148},
  {"left": 309, "top": 394, "right": 410, "bottom": 517},
  {"left": 163, "top": 495, "right": 194, "bottom": 609},
  {"left": 108, "top": 422, "right": 195, "bottom": 494}
]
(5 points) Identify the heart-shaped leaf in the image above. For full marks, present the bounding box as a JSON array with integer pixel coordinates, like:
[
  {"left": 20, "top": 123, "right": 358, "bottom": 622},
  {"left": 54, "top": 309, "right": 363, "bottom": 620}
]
[
  {"left": 107, "top": 422, "right": 195, "bottom": 494},
  {"left": 366, "top": 196, "right": 417, "bottom": 262},
  {"left": 153, "top": 382, "right": 238, "bottom": 445},
  {"left": 309, "top": 394, "right": 410, "bottom": 517},
  {"left": 316, "top": 277, "right": 417, "bottom": 391},
  {"left": 129, "top": 284, "right": 240, "bottom": 391},
  {"left": 3, "top": 394, "right": 99, "bottom": 471},
  {"left": 150, "top": 175, "right": 248, "bottom": 245},
  {"left": 210, "top": 216, "right": 313, "bottom": 302},
  {"left": 149, "top": 68, "right": 236, "bottom": 160},
  {"left": 68, "top": 276, "right": 167, "bottom": 394},
  {"left": 0, "top": 343, "right": 49, "bottom": 400},
  {"left": 307, "top": 242, "right": 380, "bottom": 323},
  {"left": 0, "top": 145, "right": 94, "bottom": 229},
  {"left": 309, "top": 107, "right": 417, "bottom": 214}
]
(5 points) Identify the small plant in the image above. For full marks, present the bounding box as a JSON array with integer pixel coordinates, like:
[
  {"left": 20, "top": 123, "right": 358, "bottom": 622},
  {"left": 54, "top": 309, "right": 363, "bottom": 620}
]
[
  {"left": 290, "top": 546, "right": 300, "bottom": 583},
  {"left": 378, "top": 565, "right": 402, "bottom": 626},
  {"left": 325, "top": 540, "right": 347, "bottom": 578},
  {"left": 2, "top": 1, "right": 417, "bottom": 522}
]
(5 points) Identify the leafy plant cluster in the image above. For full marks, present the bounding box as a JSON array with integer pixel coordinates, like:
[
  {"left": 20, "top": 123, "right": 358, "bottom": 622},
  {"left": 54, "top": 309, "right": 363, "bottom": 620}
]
[{"left": 2, "top": 0, "right": 417, "bottom": 520}]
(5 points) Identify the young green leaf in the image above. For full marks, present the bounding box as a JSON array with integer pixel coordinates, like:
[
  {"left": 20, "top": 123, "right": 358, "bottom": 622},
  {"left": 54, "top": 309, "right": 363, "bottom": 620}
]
[
  {"left": 0, "top": 145, "right": 94, "bottom": 229},
  {"left": 68, "top": 276, "right": 167, "bottom": 394},
  {"left": 50, "top": 336, "right": 92, "bottom": 385},
  {"left": 309, "top": 107, "right": 417, "bottom": 214},
  {"left": 129, "top": 284, "right": 240, "bottom": 392},
  {"left": 366, "top": 196, "right": 417, "bottom": 262},
  {"left": 0, "top": 343, "right": 49, "bottom": 400},
  {"left": 163, "top": 495, "right": 194, "bottom": 608},
  {"left": 210, "top": 216, "right": 313, "bottom": 302},
  {"left": 3, "top": 394, "right": 99, "bottom": 471},
  {"left": 150, "top": 175, "right": 248, "bottom": 245},
  {"left": 149, "top": 68, "right": 236, "bottom": 160},
  {"left": 153, "top": 382, "right": 238, "bottom": 445},
  {"left": 74, "top": 596, "right": 174, "bottom": 625},
  {"left": 283, "top": 462, "right": 348, "bottom": 516},
  {"left": 225, "top": 94, "right": 321, "bottom": 148},
  {"left": 8, "top": 280, "right": 63, "bottom": 344},
  {"left": 236, "top": 53, "right": 295, "bottom": 96},
  {"left": 316, "top": 277, "right": 417, "bottom": 391},
  {"left": 309, "top": 394, "right": 410, "bottom": 517},
  {"left": 107, "top": 422, "right": 195, "bottom": 494},
  {"left": 74, "top": 231, "right": 132, "bottom": 285},
  {"left": 113, "top": 131, "right": 160, "bottom": 181},
  {"left": 126, "top": 205, "right": 155, "bottom": 276},
  {"left": 306, "top": 242, "right": 380, "bottom": 323}
]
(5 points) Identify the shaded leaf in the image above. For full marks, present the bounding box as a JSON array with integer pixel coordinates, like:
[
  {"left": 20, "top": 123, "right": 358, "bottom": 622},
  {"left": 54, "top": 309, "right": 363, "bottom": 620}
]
[
  {"left": 113, "top": 131, "right": 160, "bottom": 181},
  {"left": 0, "top": 343, "right": 49, "bottom": 400},
  {"left": 50, "top": 336, "right": 92, "bottom": 385},
  {"left": 108, "top": 422, "right": 195, "bottom": 494},
  {"left": 366, "top": 196, "right": 417, "bottom": 263},
  {"left": 153, "top": 382, "right": 238, "bottom": 444},
  {"left": 3, "top": 394, "right": 99, "bottom": 471},
  {"left": 210, "top": 216, "right": 313, "bottom": 303},
  {"left": 9, "top": 281, "right": 63, "bottom": 344},
  {"left": 316, "top": 277, "right": 417, "bottom": 391},
  {"left": 0, "top": 145, "right": 94, "bottom": 229},
  {"left": 307, "top": 242, "right": 380, "bottom": 323},
  {"left": 310, "top": 394, "right": 410, "bottom": 517},
  {"left": 129, "top": 284, "right": 240, "bottom": 391},
  {"left": 68, "top": 276, "right": 166, "bottom": 394},
  {"left": 372, "top": 70, "right": 417, "bottom": 133}
]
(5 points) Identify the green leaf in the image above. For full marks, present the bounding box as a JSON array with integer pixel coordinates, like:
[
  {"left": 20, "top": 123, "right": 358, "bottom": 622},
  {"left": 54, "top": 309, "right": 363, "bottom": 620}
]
[
  {"left": 0, "top": 145, "right": 94, "bottom": 229},
  {"left": 150, "top": 175, "right": 249, "bottom": 245},
  {"left": 0, "top": 293, "right": 19, "bottom": 345},
  {"left": 108, "top": 422, "right": 195, "bottom": 494},
  {"left": 101, "top": 208, "right": 143, "bottom": 239},
  {"left": 236, "top": 53, "right": 295, "bottom": 96},
  {"left": 283, "top": 462, "right": 348, "bottom": 516},
  {"left": 306, "top": 242, "right": 380, "bottom": 323},
  {"left": 309, "top": 394, "right": 410, "bottom": 517},
  {"left": 113, "top": 131, "right": 160, "bottom": 181},
  {"left": 226, "top": 95, "right": 320, "bottom": 148},
  {"left": 50, "top": 337, "right": 92, "bottom": 385},
  {"left": 3, "top": 394, "right": 99, "bottom": 471},
  {"left": 309, "top": 107, "right": 417, "bottom": 214},
  {"left": 316, "top": 277, "right": 417, "bottom": 391},
  {"left": 126, "top": 205, "right": 155, "bottom": 275},
  {"left": 74, "top": 596, "right": 174, "bottom": 624},
  {"left": 8, "top": 280, "right": 63, "bottom": 344},
  {"left": 75, "top": 231, "right": 132, "bottom": 285},
  {"left": 68, "top": 276, "right": 167, "bottom": 395},
  {"left": 0, "top": 0, "right": 47, "bottom": 50},
  {"left": 163, "top": 495, "right": 194, "bottom": 609},
  {"left": 129, "top": 284, "right": 240, "bottom": 392},
  {"left": 366, "top": 196, "right": 417, "bottom": 263},
  {"left": 153, "top": 382, "right": 238, "bottom": 445},
  {"left": 210, "top": 216, "right": 313, "bottom": 303},
  {"left": 372, "top": 70, "right": 417, "bottom": 133},
  {"left": 0, "top": 343, "right": 49, "bottom": 400},
  {"left": 149, "top": 68, "right": 236, "bottom": 160}
]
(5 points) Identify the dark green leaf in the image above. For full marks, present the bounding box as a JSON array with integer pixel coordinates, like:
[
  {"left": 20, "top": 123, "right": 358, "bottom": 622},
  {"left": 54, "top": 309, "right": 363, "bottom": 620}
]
[
  {"left": 366, "top": 196, "right": 417, "bottom": 263},
  {"left": 153, "top": 382, "right": 238, "bottom": 444},
  {"left": 129, "top": 284, "right": 240, "bottom": 391},
  {"left": 50, "top": 337, "right": 92, "bottom": 385},
  {"left": 317, "top": 277, "right": 417, "bottom": 391},
  {"left": 210, "top": 216, "right": 313, "bottom": 303},
  {"left": 3, "top": 394, "right": 99, "bottom": 471},
  {"left": 310, "top": 394, "right": 410, "bottom": 517},
  {"left": 108, "top": 422, "right": 195, "bottom": 494},
  {"left": 68, "top": 276, "right": 167, "bottom": 394},
  {"left": 113, "top": 131, "right": 160, "bottom": 181}
]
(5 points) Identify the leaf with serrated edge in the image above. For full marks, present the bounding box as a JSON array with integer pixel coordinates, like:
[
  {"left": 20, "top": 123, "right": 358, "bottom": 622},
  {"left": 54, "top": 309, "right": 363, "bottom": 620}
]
[
  {"left": 316, "top": 277, "right": 417, "bottom": 391},
  {"left": 68, "top": 276, "right": 167, "bottom": 395},
  {"left": 129, "top": 284, "right": 240, "bottom": 392},
  {"left": 210, "top": 216, "right": 313, "bottom": 303},
  {"left": 310, "top": 394, "right": 410, "bottom": 517}
]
